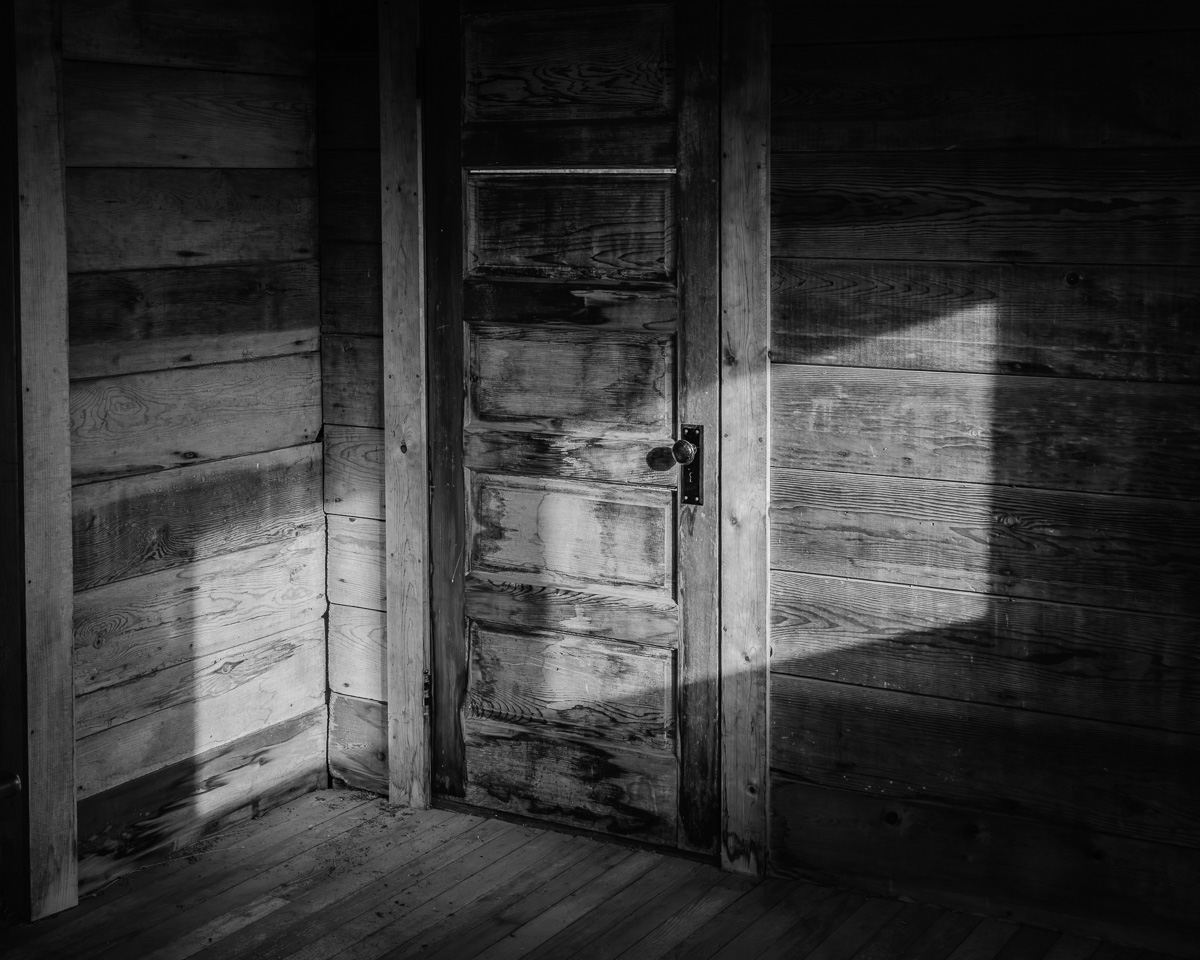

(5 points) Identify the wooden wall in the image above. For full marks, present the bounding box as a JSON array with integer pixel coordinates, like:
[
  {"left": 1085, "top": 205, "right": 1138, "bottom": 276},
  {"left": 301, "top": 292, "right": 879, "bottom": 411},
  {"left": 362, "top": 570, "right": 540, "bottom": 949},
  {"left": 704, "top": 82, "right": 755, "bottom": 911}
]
[
  {"left": 767, "top": 7, "right": 1200, "bottom": 952},
  {"left": 318, "top": 0, "right": 390, "bottom": 795},
  {"left": 63, "top": 0, "right": 327, "bottom": 893}
]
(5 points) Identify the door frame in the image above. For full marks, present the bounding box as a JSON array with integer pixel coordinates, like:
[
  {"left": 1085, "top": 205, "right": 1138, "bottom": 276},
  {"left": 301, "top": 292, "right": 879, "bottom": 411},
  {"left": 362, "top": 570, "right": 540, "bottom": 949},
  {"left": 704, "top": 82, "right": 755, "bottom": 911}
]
[{"left": 378, "top": 0, "right": 770, "bottom": 873}]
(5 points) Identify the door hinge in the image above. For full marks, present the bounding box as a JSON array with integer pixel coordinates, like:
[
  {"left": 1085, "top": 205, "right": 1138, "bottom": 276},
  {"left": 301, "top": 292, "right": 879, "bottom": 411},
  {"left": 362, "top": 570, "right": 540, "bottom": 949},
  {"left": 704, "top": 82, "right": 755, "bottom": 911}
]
[{"left": 422, "top": 668, "right": 432, "bottom": 717}]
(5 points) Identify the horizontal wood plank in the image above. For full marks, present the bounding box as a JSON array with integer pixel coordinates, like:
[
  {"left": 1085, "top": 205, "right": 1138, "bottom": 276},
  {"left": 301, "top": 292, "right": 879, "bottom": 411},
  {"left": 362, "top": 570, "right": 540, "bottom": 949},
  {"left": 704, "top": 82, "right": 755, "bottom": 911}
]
[
  {"left": 320, "top": 242, "right": 382, "bottom": 335},
  {"left": 769, "top": 258, "right": 1200, "bottom": 382},
  {"left": 76, "top": 624, "right": 324, "bottom": 798},
  {"left": 324, "top": 424, "right": 384, "bottom": 519},
  {"left": 69, "top": 260, "right": 319, "bottom": 380},
  {"left": 771, "top": 364, "right": 1200, "bottom": 498},
  {"left": 466, "top": 174, "right": 676, "bottom": 281},
  {"left": 467, "top": 624, "right": 674, "bottom": 747},
  {"left": 465, "top": 430, "right": 676, "bottom": 486},
  {"left": 74, "top": 530, "right": 325, "bottom": 696},
  {"left": 771, "top": 467, "right": 1200, "bottom": 618},
  {"left": 771, "top": 674, "right": 1200, "bottom": 850},
  {"left": 71, "top": 353, "right": 320, "bottom": 483},
  {"left": 463, "top": 120, "right": 675, "bottom": 167},
  {"left": 464, "top": 279, "right": 677, "bottom": 332},
  {"left": 318, "top": 57, "right": 380, "bottom": 151},
  {"left": 323, "top": 333, "right": 382, "bottom": 428},
  {"left": 327, "top": 514, "right": 386, "bottom": 611},
  {"left": 318, "top": 150, "right": 381, "bottom": 243},
  {"left": 67, "top": 168, "right": 317, "bottom": 272},
  {"left": 62, "top": 0, "right": 316, "bottom": 74},
  {"left": 64, "top": 61, "right": 315, "bottom": 168},
  {"left": 329, "top": 692, "right": 388, "bottom": 795},
  {"left": 463, "top": 6, "right": 673, "bottom": 121},
  {"left": 72, "top": 443, "right": 323, "bottom": 592},
  {"left": 77, "top": 707, "right": 326, "bottom": 896},
  {"left": 770, "top": 151, "right": 1200, "bottom": 265},
  {"left": 328, "top": 604, "right": 386, "bottom": 702},
  {"left": 770, "top": 571, "right": 1200, "bottom": 735},
  {"left": 464, "top": 717, "right": 678, "bottom": 844}
]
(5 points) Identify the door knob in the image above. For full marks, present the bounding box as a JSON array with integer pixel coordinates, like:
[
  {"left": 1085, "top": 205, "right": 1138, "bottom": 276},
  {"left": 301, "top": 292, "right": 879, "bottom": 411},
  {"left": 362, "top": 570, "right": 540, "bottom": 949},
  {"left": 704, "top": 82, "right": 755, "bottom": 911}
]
[{"left": 672, "top": 438, "right": 697, "bottom": 465}]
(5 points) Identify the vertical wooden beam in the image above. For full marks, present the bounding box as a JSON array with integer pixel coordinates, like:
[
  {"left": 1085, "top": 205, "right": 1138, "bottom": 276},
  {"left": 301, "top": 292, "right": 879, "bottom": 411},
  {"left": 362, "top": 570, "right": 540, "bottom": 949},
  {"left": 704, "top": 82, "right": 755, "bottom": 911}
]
[
  {"left": 2, "top": 0, "right": 78, "bottom": 919},
  {"left": 380, "top": 0, "right": 430, "bottom": 808},
  {"left": 719, "top": 0, "right": 771, "bottom": 875}
]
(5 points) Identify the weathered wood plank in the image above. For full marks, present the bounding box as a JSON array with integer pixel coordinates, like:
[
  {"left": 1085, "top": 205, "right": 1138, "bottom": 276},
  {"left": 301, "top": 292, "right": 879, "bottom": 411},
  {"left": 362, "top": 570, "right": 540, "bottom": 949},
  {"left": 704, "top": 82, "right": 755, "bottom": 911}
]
[
  {"left": 72, "top": 443, "right": 322, "bottom": 592},
  {"left": 75, "top": 530, "right": 325, "bottom": 697},
  {"left": 469, "top": 325, "right": 673, "bottom": 436},
  {"left": 772, "top": 33, "right": 1200, "bottom": 153},
  {"left": 464, "top": 120, "right": 675, "bottom": 168},
  {"left": 771, "top": 364, "right": 1200, "bottom": 499},
  {"left": 770, "top": 152, "right": 1200, "bottom": 265},
  {"left": 319, "top": 150, "right": 381, "bottom": 243},
  {"left": 70, "top": 353, "right": 320, "bottom": 483},
  {"left": 76, "top": 623, "right": 325, "bottom": 740},
  {"left": 76, "top": 624, "right": 324, "bottom": 797},
  {"left": 465, "top": 430, "right": 676, "bottom": 486},
  {"left": 469, "top": 472, "right": 673, "bottom": 601},
  {"left": 771, "top": 674, "right": 1200, "bottom": 850},
  {"left": 321, "top": 242, "right": 382, "bottom": 335},
  {"left": 63, "top": 62, "right": 315, "bottom": 168},
  {"left": 76, "top": 707, "right": 326, "bottom": 897},
  {"left": 463, "top": 6, "right": 673, "bottom": 121},
  {"left": 770, "top": 571, "right": 1200, "bottom": 735},
  {"left": 465, "top": 574, "right": 678, "bottom": 646},
  {"left": 328, "top": 603, "right": 386, "bottom": 702},
  {"left": 319, "top": 56, "right": 380, "bottom": 151},
  {"left": 327, "top": 514, "right": 386, "bottom": 611},
  {"left": 464, "top": 279, "right": 676, "bottom": 332},
  {"left": 771, "top": 467, "right": 1200, "bottom": 618},
  {"left": 464, "top": 717, "right": 678, "bottom": 844},
  {"left": 769, "top": 258, "right": 1200, "bottom": 382},
  {"left": 466, "top": 174, "right": 676, "bottom": 281},
  {"left": 467, "top": 624, "right": 674, "bottom": 747},
  {"left": 69, "top": 260, "right": 319, "bottom": 380},
  {"left": 325, "top": 424, "right": 384, "bottom": 519},
  {"left": 62, "top": 0, "right": 315, "bottom": 74},
  {"left": 66, "top": 168, "right": 317, "bottom": 272},
  {"left": 329, "top": 692, "right": 388, "bottom": 795},
  {"left": 769, "top": 776, "right": 1200, "bottom": 956},
  {"left": 323, "top": 333, "right": 382, "bottom": 428}
]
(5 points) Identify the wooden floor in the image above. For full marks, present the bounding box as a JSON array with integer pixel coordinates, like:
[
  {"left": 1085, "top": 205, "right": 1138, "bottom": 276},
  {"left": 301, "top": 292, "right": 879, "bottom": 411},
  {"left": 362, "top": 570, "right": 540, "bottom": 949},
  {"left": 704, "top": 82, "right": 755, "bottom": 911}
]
[{"left": 7, "top": 789, "right": 1175, "bottom": 960}]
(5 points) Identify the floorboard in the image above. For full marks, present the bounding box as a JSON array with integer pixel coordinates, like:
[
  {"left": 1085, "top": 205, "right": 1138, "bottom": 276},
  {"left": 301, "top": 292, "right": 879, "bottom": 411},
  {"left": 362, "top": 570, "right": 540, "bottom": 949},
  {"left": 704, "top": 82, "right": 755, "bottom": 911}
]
[{"left": 8, "top": 790, "right": 1167, "bottom": 960}]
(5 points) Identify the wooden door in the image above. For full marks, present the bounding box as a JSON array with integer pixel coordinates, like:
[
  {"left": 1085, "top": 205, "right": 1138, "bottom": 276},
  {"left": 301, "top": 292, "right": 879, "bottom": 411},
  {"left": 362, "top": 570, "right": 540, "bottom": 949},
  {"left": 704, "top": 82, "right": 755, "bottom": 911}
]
[{"left": 425, "top": 0, "right": 720, "bottom": 853}]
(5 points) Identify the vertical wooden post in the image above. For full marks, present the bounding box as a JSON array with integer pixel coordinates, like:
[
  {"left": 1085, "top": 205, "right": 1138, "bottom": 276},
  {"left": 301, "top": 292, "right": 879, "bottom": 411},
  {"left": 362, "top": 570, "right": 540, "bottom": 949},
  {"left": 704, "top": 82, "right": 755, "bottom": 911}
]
[
  {"left": 1, "top": 0, "right": 78, "bottom": 919},
  {"left": 719, "top": 0, "right": 771, "bottom": 875},
  {"left": 380, "top": 0, "right": 430, "bottom": 808}
]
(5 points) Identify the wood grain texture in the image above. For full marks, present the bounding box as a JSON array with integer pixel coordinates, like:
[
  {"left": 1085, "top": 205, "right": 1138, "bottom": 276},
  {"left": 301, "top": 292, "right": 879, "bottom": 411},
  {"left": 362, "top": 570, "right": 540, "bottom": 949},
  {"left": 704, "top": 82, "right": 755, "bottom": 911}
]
[
  {"left": 463, "top": 5, "right": 673, "bottom": 121},
  {"left": 75, "top": 623, "right": 324, "bottom": 798},
  {"left": 466, "top": 174, "right": 676, "bottom": 281},
  {"left": 770, "top": 151, "right": 1200, "bottom": 265},
  {"left": 75, "top": 530, "right": 325, "bottom": 696},
  {"left": 319, "top": 149, "right": 382, "bottom": 243},
  {"left": 329, "top": 692, "right": 388, "bottom": 795},
  {"left": 324, "top": 424, "right": 384, "bottom": 519},
  {"left": 467, "top": 624, "right": 675, "bottom": 747},
  {"left": 327, "top": 514, "right": 386, "bottom": 611},
  {"left": 320, "top": 242, "right": 382, "bottom": 335},
  {"left": 769, "top": 258, "right": 1200, "bottom": 382},
  {"left": 63, "top": 61, "right": 315, "bottom": 168},
  {"left": 72, "top": 443, "right": 322, "bottom": 592},
  {"left": 69, "top": 260, "right": 319, "bottom": 380},
  {"left": 76, "top": 707, "right": 326, "bottom": 897},
  {"left": 770, "top": 776, "right": 1200, "bottom": 955},
  {"left": 770, "top": 571, "right": 1200, "bottom": 735},
  {"left": 464, "top": 120, "right": 675, "bottom": 168},
  {"left": 62, "top": 0, "right": 315, "bottom": 74},
  {"left": 771, "top": 467, "right": 1200, "bottom": 619},
  {"left": 323, "top": 333, "right": 382, "bottom": 428},
  {"left": 771, "top": 674, "right": 1200, "bottom": 850},
  {"left": 66, "top": 168, "right": 317, "bottom": 272},
  {"left": 465, "top": 574, "right": 678, "bottom": 646},
  {"left": 469, "top": 325, "right": 673, "bottom": 436},
  {"left": 319, "top": 56, "right": 380, "bottom": 150},
  {"left": 468, "top": 472, "right": 673, "bottom": 601},
  {"left": 771, "top": 364, "right": 1200, "bottom": 499},
  {"left": 773, "top": 33, "right": 1200, "bottom": 152},
  {"left": 465, "top": 430, "right": 675, "bottom": 486},
  {"left": 328, "top": 603, "right": 387, "bottom": 702},
  {"left": 70, "top": 353, "right": 320, "bottom": 483},
  {"left": 464, "top": 717, "right": 678, "bottom": 844},
  {"left": 464, "top": 279, "right": 676, "bottom": 332},
  {"left": 719, "top": 0, "right": 771, "bottom": 876}
]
